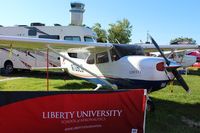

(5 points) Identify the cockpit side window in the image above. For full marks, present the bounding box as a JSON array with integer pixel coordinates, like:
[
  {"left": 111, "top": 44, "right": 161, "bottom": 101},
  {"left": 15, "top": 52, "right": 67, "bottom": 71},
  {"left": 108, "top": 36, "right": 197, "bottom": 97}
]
[
  {"left": 110, "top": 49, "right": 120, "bottom": 61},
  {"left": 96, "top": 52, "right": 109, "bottom": 64}
]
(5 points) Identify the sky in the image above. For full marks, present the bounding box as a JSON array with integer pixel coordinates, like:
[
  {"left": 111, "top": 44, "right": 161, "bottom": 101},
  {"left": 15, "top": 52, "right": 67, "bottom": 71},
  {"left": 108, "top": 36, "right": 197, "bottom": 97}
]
[{"left": 0, "top": 0, "right": 200, "bottom": 44}]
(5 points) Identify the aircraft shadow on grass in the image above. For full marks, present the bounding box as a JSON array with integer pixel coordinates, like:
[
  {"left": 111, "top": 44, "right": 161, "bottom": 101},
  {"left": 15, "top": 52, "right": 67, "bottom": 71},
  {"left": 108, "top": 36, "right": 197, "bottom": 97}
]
[
  {"left": 0, "top": 70, "right": 73, "bottom": 80},
  {"left": 0, "top": 70, "right": 96, "bottom": 90},
  {"left": 170, "top": 69, "right": 200, "bottom": 87},
  {"left": 146, "top": 97, "right": 200, "bottom": 133},
  {"left": 56, "top": 82, "right": 96, "bottom": 90},
  {"left": 187, "top": 69, "right": 200, "bottom": 76}
]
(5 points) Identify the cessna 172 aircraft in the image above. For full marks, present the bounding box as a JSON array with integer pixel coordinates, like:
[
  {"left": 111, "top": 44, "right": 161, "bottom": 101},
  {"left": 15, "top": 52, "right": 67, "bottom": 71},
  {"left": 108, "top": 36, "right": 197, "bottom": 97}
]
[{"left": 0, "top": 35, "right": 199, "bottom": 93}]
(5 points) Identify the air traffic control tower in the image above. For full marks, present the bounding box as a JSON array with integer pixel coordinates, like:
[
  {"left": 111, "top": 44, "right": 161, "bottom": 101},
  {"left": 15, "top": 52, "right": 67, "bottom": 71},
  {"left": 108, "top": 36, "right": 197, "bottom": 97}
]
[{"left": 70, "top": 2, "right": 85, "bottom": 26}]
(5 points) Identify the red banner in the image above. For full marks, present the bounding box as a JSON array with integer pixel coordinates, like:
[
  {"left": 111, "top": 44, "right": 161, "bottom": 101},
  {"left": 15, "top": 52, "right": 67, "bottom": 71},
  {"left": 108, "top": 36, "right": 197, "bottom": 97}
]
[{"left": 0, "top": 90, "right": 147, "bottom": 133}]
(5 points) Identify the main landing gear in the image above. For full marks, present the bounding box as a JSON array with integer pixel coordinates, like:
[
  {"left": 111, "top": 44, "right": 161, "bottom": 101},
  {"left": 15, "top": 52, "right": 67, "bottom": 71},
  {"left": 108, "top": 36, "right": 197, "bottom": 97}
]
[
  {"left": 3, "top": 60, "right": 14, "bottom": 75},
  {"left": 147, "top": 97, "right": 155, "bottom": 112}
]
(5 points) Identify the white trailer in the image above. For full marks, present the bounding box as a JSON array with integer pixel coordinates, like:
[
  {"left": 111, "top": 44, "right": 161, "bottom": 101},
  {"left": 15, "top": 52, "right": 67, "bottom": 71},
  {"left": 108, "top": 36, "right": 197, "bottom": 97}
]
[{"left": 0, "top": 24, "right": 97, "bottom": 73}]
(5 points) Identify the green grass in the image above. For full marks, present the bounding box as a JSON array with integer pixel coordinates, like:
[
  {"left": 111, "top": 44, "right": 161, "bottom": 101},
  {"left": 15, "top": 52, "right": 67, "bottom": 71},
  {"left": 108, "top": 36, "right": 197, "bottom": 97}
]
[
  {"left": 146, "top": 71, "right": 200, "bottom": 133},
  {"left": 0, "top": 70, "right": 95, "bottom": 91},
  {"left": 0, "top": 70, "right": 200, "bottom": 133},
  {"left": 0, "top": 78, "right": 94, "bottom": 91}
]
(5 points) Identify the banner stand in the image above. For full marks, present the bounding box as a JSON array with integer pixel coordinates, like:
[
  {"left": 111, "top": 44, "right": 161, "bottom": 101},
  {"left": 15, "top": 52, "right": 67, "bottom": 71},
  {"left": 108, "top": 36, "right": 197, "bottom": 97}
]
[{"left": 0, "top": 89, "right": 147, "bottom": 133}]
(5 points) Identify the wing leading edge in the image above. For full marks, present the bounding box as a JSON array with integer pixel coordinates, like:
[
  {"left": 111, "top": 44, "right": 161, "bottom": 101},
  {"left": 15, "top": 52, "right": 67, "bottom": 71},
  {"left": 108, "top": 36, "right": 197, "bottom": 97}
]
[
  {"left": 0, "top": 35, "right": 113, "bottom": 53},
  {"left": 135, "top": 43, "right": 200, "bottom": 50}
]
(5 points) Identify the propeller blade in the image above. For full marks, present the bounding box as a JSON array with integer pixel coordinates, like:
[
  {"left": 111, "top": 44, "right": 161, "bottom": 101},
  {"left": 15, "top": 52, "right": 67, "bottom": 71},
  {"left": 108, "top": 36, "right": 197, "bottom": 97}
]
[
  {"left": 149, "top": 35, "right": 171, "bottom": 65},
  {"left": 172, "top": 70, "right": 190, "bottom": 92},
  {"left": 150, "top": 35, "right": 190, "bottom": 92}
]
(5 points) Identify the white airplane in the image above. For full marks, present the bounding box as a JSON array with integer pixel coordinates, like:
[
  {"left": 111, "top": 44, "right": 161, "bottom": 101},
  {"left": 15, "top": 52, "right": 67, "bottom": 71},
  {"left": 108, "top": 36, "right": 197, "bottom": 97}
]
[
  {"left": 149, "top": 50, "right": 197, "bottom": 68},
  {"left": 0, "top": 35, "right": 199, "bottom": 93}
]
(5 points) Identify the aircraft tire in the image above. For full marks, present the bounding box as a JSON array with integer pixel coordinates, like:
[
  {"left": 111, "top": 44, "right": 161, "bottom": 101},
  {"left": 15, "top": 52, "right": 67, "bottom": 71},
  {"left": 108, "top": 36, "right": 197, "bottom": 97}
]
[
  {"left": 147, "top": 99, "right": 155, "bottom": 112},
  {"left": 4, "top": 60, "right": 14, "bottom": 74}
]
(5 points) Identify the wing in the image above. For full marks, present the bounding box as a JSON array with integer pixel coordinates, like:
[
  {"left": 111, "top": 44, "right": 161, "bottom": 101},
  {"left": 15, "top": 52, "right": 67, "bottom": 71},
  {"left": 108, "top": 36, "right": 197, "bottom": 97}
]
[
  {"left": 150, "top": 50, "right": 187, "bottom": 57},
  {"left": 0, "top": 35, "right": 113, "bottom": 53},
  {"left": 135, "top": 43, "right": 200, "bottom": 50}
]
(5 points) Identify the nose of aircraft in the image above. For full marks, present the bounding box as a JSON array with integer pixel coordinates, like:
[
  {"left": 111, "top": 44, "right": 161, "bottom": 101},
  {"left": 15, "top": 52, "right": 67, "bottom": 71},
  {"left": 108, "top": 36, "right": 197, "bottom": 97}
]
[
  {"left": 165, "top": 60, "right": 181, "bottom": 71},
  {"left": 150, "top": 35, "right": 190, "bottom": 92}
]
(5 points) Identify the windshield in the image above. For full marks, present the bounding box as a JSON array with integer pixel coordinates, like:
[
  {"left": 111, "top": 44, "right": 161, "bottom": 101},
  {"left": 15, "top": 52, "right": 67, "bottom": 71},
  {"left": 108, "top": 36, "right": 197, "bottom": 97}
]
[{"left": 113, "top": 44, "right": 145, "bottom": 57}]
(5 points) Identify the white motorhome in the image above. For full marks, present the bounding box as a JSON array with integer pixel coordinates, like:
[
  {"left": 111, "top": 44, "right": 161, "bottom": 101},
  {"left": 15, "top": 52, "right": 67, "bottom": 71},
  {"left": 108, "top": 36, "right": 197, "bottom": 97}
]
[
  {"left": 0, "top": 2, "right": 97, "bottom": 74},
  {"left": 0, "top": 24, "right": 97, "bottom": 73}
]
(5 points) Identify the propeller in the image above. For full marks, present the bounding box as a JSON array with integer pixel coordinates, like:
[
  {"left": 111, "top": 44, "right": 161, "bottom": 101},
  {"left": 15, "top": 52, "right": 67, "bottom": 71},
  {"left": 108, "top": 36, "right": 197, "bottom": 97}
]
[{"left": 149, "top": 35, "right": 190, "bottom": 92}]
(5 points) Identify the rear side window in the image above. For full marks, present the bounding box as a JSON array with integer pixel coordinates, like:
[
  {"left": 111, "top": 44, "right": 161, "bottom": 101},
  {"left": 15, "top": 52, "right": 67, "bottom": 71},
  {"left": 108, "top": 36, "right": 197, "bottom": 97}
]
[
  {"left": 68, "top": 53, "right": 77, "bottom": 58},
  {"left": 64, "top": 36, "right": 81, "bottom": 42},
  {"left": 86, "top": 54, "right": 95, "bottom": 64}
]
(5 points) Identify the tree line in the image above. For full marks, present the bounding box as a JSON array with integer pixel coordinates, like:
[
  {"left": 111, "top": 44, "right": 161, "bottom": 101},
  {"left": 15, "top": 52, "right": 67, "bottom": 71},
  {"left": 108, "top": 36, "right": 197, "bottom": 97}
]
[
  {"left": 92, "top": 19, "right": 132, "bottom": 44},
  {"left": 92, "top": 19, "right": 197, "bottom": 45}
]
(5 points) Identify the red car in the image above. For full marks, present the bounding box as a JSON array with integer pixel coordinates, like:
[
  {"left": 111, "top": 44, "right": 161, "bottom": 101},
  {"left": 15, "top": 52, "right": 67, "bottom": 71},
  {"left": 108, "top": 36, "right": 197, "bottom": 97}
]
[{"left": 187, "top": 51, "right": 200, "bottom": 62}]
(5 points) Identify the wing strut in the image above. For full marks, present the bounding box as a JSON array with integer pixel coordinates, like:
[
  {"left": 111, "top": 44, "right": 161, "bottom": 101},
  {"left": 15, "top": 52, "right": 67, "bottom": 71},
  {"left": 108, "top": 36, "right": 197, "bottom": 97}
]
[
  {"left": 46, "top": 48, "right": 49, "bottom": 91},
  {"left": 47, "top": 45, "right": 118, "bottom": 90}
]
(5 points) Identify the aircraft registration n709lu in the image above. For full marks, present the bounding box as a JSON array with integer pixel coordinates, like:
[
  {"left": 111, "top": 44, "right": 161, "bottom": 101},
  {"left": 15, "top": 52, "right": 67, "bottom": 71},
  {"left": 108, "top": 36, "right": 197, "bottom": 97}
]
[{"left": 0, "top": 35, "right": 199, "bottom": 92}]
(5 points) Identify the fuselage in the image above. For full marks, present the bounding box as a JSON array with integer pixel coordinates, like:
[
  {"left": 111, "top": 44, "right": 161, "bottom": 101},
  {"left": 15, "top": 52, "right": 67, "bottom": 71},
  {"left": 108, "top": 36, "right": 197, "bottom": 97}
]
[{"left": 60, "top": 44, "right": 174, "bottom": 92}]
